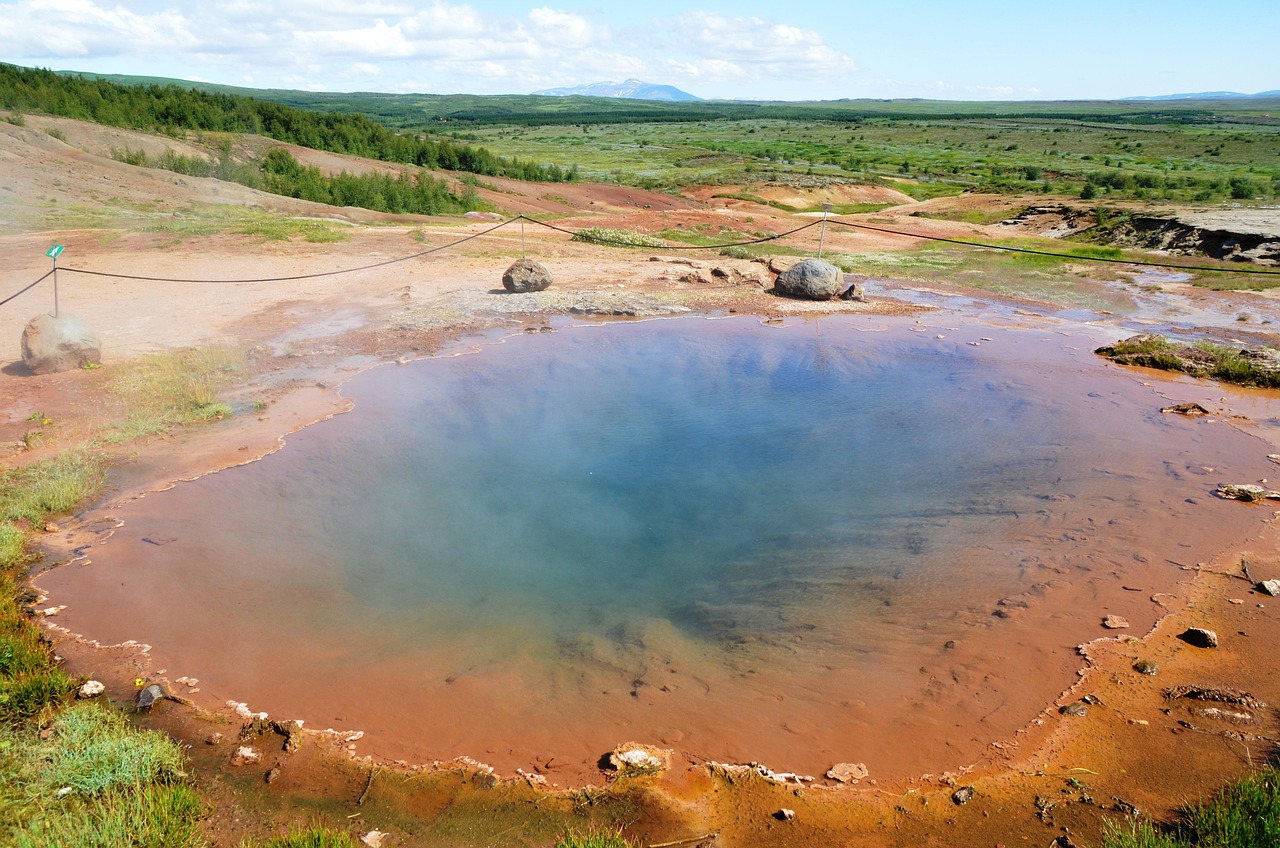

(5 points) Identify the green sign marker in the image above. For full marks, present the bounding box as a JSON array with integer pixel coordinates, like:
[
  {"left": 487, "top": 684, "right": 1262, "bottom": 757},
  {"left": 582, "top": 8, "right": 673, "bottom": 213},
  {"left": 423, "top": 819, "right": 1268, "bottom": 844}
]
[{"left": 46, "top": 244, "right": 64, "bottom": 259}]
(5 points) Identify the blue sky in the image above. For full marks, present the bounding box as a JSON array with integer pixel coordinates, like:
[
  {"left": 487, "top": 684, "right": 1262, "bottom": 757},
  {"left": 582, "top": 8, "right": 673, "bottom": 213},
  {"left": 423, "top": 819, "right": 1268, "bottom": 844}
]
[{"left": 1, "top": 0, "right": 1276, "bottom": 101}]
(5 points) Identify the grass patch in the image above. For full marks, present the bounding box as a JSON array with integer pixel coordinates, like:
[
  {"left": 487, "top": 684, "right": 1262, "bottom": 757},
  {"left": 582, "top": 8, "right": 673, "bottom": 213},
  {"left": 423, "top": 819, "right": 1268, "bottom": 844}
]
[
  {"left": 35, "top": 703, "right": 187, "bottom": 795},
  {"left": 555, "top": 827, "right": 639, "bottom": 848},
  {"left": 11, "top": 782, "right": 204, "bottom": 848},
  {"left": 0, "top": 449, "right": 107, "bottom": 529},
  {"left": 1103, "top": 765, "right": 1280, "bottom": 848},
  {"left": 99, "top": 346, "right": 244, "bottom": 443},
  {"left": 248, "top": 826, "right": 360, "bottom": 848},
  {"left": 571, "top": 227, "right": 668, "bottom": 249},
  {"left": 1097, "top": 334, "right": 1280, "bottom": 388},
  {"left": 913, "top": 206, "right": 1024, "bottom": 226},
  {"left": 1, "top": 703, "right": 202, "bottom": 846},
  {"left": 230, "top": 213, "right": 349, "bottom": 243}
]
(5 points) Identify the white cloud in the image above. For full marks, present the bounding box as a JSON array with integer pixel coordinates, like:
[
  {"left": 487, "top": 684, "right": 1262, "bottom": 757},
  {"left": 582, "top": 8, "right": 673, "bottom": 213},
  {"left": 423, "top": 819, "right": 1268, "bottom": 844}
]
[
  {"left": 0, "top": 1, "right": 860, "bottom": 98},
  {"left": 674, "top": 12, "right": 856, "bottom": 71},
  {"left": 0, "top": 0, "right": 196, "bottom": 57}
]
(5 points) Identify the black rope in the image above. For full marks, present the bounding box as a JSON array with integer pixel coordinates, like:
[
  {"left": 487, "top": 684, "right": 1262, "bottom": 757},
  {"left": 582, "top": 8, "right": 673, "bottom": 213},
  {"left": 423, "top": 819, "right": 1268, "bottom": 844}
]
[
  {"left": 5, "top": 210, "right": 1276, "bottom": 304},
  {"left": 826, "top": 219, "right": 1280, "bottom": 276},
  {"left": 58, "top": 218, "right": 519, "bottom": 284},
  {"left": 0, "top": 269, "right": 53, "bottom": 308}
]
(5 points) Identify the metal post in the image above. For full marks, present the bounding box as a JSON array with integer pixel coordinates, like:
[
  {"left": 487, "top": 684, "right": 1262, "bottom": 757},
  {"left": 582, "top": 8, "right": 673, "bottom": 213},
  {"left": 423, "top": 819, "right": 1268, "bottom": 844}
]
[
  {"left": 817, "top": 203, "right": 832, "bottom": 259},
  {"left": 52, "top": 253, "right": 59, "bottom": 318},
  {"left": 520, "top": 217, "right": 526, "bottom": 259}
]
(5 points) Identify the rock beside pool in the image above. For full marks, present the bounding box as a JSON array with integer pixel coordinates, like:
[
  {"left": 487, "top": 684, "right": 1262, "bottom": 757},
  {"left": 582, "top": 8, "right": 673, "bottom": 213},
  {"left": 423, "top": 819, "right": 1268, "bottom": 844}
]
[
  {"left": 1217, "top": 483, "right": 1280, "bottom": 502},
  {"left": 502, "top": 258, "right": 553, "bottom": 293},
  {"left": 774, "top": 258, "right": 843, "bottom": 300},
  {"left": 230, "top": 746, "right": 262, "bottom": 766},
  {"left": 1179, "top": 627, "right": 1219, "bottom": 648},
  {"left": 77, "top": 680, "right": 105, "bottom": 699},
  {"left": 21, "top": 312, "right": 101, "bottom": 374},
  {"left": 136, "top": 683, "right": 167, "bottom": 711},
  {"left": 826, "top": 762, "right": 869, "bottom": 783},
  {"left": 1102, "top": 615, "right": 1131, "bottom": 629},
  {"left": 1257, "top": 579, "right": 1280, "bottom": 596},
  {"left": 606, "top": 742, "right": 670, "bottom": 775}
]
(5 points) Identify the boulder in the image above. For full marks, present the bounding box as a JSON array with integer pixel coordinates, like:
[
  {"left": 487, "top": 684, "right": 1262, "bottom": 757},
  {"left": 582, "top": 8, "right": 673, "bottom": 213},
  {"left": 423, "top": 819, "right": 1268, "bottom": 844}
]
[
  {"left": 20, "top": 313, "right": 101, "bottom": 374},
  {"left": 774, "top": 259, "right": 843, "bottom": 300},
  {"left": 1257, "top": 579, "right": 1280, "bottom": 597},
  {"left": 502, "top": 258, "right": 553, "bottom": 293}
]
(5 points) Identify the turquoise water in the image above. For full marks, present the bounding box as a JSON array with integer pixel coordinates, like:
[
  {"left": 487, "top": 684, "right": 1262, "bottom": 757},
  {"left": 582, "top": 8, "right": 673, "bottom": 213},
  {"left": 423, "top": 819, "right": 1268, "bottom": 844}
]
[{"left": 46, "top": 315, "right": 1273, "bottom": 777}]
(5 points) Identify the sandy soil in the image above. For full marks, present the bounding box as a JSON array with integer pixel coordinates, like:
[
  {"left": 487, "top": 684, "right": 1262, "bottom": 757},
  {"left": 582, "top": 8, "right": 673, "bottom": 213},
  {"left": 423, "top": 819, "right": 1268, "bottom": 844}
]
[{"left": 6, "top": 113, "right": 1280, "bottom": 847}]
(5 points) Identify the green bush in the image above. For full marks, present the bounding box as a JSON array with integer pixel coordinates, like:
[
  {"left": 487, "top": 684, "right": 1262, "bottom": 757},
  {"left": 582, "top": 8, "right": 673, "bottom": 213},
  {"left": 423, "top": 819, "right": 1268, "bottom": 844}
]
[{"left": 248, "top": 827, "right": 360, "bottom": 848}]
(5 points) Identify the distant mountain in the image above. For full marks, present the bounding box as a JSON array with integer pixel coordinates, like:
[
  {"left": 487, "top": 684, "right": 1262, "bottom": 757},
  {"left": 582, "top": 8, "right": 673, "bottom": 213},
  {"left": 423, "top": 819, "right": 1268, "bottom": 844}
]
[
  {"left": 531, "top": 79, "right": 700, "bottom": 102},
  {"left": 1124, "top": 90, "right": 1280, "bottom": 101}
]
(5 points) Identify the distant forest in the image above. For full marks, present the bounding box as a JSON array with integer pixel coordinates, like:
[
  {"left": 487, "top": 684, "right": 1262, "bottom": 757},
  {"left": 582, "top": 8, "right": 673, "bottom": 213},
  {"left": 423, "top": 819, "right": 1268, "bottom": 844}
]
[{"left": 0, "top": 63, "right": 572, "bottom": 183}]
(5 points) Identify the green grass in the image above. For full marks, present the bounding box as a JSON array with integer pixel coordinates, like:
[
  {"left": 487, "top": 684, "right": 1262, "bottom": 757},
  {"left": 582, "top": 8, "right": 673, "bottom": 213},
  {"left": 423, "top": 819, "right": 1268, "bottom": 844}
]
[
  {"left": 1, "top": 704, "right": 202, "bottom": 847},
  {"left": 1103, "top": 765, "right": 1280, "bottom": 848},
  {"left": 229, "top": 214, "right": 349, "bottom": 243},
  {"left": 555, "top": 828, "right": 638, "bottom": 848},
  {"left": 0, "top": 449, "right": 107, "bottom": 528},
  {"left": 99, "top": 346, "right": 244, "bottom": 443},
  {"left": 246, "top": 827, "right": 359, "bottom": 848},
  {"left": 1097, "top": 335, "right": 1280, "bottom": 388},
  {"left": 12, "top": 782, "right": 205, "bottom": 848},
  {"left": 37, "top": 703, "right": 187, "bottom": 794}
]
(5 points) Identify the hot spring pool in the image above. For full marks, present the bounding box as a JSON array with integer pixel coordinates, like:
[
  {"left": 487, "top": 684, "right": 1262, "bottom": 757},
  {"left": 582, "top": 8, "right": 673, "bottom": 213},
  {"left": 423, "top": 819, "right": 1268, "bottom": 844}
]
[{"left": 41, "top": 314, "right": 1273, "bottom": 781}]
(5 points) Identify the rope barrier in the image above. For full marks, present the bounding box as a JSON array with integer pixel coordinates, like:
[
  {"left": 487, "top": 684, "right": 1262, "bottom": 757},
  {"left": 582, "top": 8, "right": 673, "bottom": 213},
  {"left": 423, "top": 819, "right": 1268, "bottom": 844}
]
[
  {"left": 3, "top": 209, "right": 1277, "bottom": 308},
  {"left": 57, "top": 217, "right": 519, "bottom": 284},
  {"left": 0, "top": 269, "right": 53, "bottom": 308}
]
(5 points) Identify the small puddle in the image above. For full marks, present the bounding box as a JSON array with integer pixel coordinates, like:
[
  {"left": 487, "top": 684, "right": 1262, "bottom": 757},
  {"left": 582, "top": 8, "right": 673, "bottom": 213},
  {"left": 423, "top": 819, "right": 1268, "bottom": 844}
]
[{"left": 40, "top": 314, "right": 1278, "bottom": 784}]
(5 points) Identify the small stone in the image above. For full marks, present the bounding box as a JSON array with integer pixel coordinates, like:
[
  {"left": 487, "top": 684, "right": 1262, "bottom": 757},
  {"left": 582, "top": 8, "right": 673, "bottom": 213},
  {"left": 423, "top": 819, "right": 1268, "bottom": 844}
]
[
  {"left": 952, "top": 786, "right": 975, "bottom": 805},
  {"left": 205, "top": 733, "right": 224, "bottom": 745},
  {"left": 230, "top": 746, "right": 261, "bottom": 766},
  {"left": 1257, "top": 580, "right": 1280, "bottom": 597},
  {"left": 774, "top": 808, "right": 796, "bottom": 822},
  {"left": 1133, "top": 659, "right": 1160, "bottom": 676},
  {"left": 1102, "top": 615, "right": 1131, "bottom": 629},
  {"left": 1179, "top": 628, "right": 1219, "bottom": 648},
  {"left": 136, "top": 683, "right": 166, "bottom": 711},
  {"left": 471, "top": 770, "right": 499, "bottom": 790},
  {"left": 1059, "top": 702, "right": 1089, "bottom": 717},
  {"left": 43, "top": 522, "right": 60, "bottom": 533},
  {"left": 607, "top": 743, "right": 670, "bottom": 775},
  {"left": 360, "top": 831, "right": 389, "bottom": 848},
  {"left": 826, "top": 762, "right": 870, "bottom": 784},
  {"left": 77, "top": 680, "right": 105, "bottom": 699},
  {"left": 265, "top": 766, "right": 281, "bottom": 784}
]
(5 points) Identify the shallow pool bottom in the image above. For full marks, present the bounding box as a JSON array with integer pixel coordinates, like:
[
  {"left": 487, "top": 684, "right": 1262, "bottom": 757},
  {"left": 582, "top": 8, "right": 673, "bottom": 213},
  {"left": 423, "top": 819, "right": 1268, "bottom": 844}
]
[{"left": 41, "top": 315, "right": 1273, "bottom": 782}]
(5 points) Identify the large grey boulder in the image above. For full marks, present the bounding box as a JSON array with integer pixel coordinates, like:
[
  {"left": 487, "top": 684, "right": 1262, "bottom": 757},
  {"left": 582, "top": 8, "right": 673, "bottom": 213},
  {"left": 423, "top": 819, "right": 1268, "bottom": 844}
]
[
  {"left": 21, "top": 313, "right": 101, "bottom": 374},
  {"left": 502, "top": 258, "right": 553, "bottom": 293},
  {"left": 773, "top": 258, "right": 843, "bottom": 300}
]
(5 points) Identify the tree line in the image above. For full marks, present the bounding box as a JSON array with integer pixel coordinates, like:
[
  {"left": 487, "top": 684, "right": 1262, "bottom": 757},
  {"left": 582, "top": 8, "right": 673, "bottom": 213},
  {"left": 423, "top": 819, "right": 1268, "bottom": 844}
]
[{"left": 0, "top": 63, "right": 572, "bottom": 182}]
